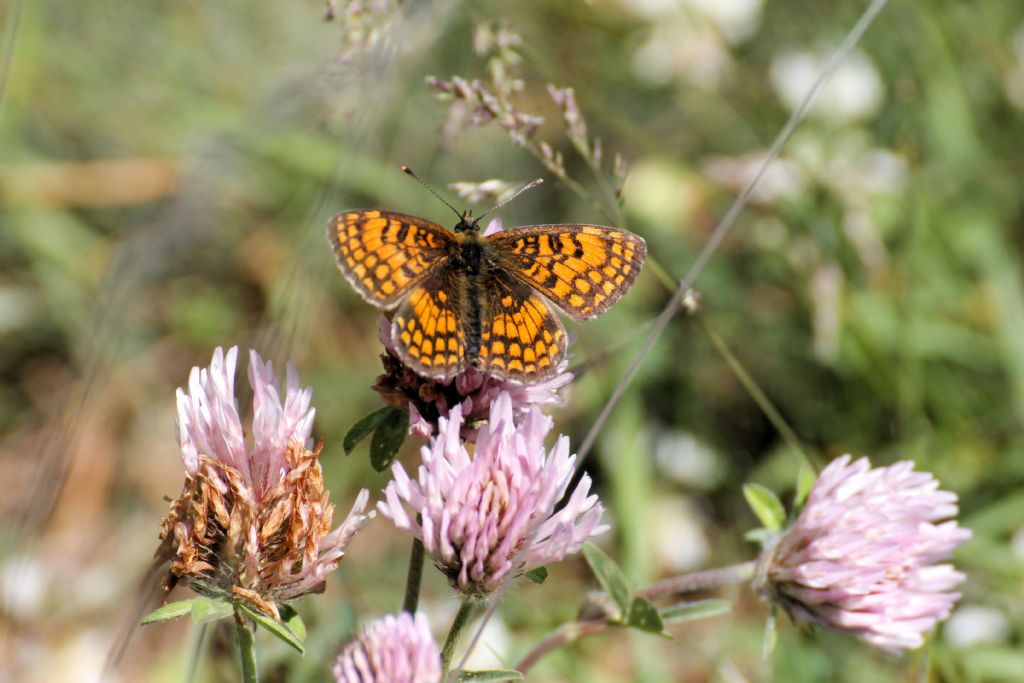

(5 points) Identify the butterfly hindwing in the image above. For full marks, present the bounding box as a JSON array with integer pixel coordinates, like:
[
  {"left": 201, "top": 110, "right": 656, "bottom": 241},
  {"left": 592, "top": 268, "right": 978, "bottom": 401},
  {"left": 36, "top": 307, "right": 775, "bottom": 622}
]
[
  {"left": 486, "top": 224, "right": 646, "bottom": 321},
  {"left": 390, "top": 267, "right": 467, "bottom": 381},
  {"left": 327, "top": 210, "right": 455, "bottom": 309},
  {"left": 476, "top": 268, "right": 566, "bottom": 382}
]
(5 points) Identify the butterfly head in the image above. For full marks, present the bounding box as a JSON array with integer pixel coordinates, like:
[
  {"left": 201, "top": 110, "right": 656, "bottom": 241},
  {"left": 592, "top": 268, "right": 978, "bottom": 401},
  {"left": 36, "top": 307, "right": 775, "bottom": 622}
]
[{"left": 453, "top": 209, "right": 481, "bottom": 233}]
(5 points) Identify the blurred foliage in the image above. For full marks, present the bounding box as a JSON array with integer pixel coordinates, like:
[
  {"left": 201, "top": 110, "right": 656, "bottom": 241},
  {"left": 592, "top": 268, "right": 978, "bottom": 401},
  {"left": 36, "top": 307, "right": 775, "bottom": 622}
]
[{"left": 2, "top": 0, "right": 1024, "bottom": 681}]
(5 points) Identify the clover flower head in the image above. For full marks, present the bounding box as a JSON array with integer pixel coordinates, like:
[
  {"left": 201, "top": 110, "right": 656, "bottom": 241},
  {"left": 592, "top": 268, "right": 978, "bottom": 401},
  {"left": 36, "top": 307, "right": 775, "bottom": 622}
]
[
  {"left": 757, "top": 455, "right": 972, "bottom": 651},
  {"left": 333, "top": 612, "right": 441, "bottom": 683},
  {"left": 159, "top": 347, "right": 373, "bottom": 615},
  {"left": 379, "top": 392, "right": 607, "bottom": 596}
]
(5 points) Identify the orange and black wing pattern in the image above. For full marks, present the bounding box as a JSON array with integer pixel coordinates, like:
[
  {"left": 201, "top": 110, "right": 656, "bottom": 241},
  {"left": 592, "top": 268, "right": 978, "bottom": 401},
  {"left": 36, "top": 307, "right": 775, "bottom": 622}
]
[
  {"left": 475, "top": 269, "right": 566, "bottom": 382},
  {"left": 327, "top": 210, "right": 454, "bottom": 309},
  {"left": 389, "top": 268, "right": 467, "bottom": 381},
  {"left": 486, "top": 224, "right": 646, "bottom": 321}
]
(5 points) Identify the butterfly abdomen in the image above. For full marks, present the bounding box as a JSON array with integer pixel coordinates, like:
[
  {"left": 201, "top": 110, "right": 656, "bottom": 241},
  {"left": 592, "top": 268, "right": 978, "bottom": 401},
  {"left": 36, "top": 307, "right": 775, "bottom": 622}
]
[
  {"left": 463, "top": 283, "right": 484, "bottom": 366},
  {"left": 455, "top": 234, "right": 486, "bottom": 365}
]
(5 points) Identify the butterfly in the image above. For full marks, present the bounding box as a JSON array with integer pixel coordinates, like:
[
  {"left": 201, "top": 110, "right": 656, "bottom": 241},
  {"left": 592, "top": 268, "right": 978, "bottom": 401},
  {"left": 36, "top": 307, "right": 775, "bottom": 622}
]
[{"left": 327, "top": 208, "right": 646, "bottom": 383}]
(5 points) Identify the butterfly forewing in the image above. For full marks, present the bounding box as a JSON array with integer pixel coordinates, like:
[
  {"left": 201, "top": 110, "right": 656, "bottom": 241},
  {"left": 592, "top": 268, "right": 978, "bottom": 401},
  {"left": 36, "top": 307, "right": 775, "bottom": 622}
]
[
  {"left": 327, "top": 210, "right": 455, "bottom": 309},
  {"left": 476, "top": 269, "right": 566, "bottom": 382},
  {"left": 485, "top": 225, "right": 646, "bottom": 321},
  {"left": 389, "top": 267, "right": 467, "bottom": 381}
]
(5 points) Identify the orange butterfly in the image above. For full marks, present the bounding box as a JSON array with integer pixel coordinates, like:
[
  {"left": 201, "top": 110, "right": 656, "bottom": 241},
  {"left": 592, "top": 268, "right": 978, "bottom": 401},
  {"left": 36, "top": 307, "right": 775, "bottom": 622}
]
[{"left": 327, "top": 190, "right": 645, "bottom": 383}]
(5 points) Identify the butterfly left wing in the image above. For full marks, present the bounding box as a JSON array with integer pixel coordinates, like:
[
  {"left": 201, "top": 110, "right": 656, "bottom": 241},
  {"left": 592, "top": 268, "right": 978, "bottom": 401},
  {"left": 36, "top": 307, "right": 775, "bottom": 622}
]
[
  {"left": 486, "top": 224, "right": 646, "bottom": 321},
  {"left": 327, "top": 210, "right": 455, "bottom": 309},
  {"left": 389, "top": 266, "right": 467, "bottom": 381},
  {"left": 474, "top": 269, "right": 566, "bottom": 382}
]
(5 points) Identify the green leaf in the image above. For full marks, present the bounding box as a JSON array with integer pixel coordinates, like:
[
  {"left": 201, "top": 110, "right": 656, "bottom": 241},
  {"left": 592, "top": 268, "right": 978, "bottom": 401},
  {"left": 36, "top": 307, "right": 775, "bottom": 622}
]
[
  {"left": 743, "top": 483, "right": 787, "bottom": 531},
  {"left": 743, "top": 528, "right": 774, "bottom": 545},
  {"left": 190, "top": 596, "right": 234, "bottom": 624},
  {"left": 279, "top": 604, "right": 306, "bottom": 641},
  {"left": 524, "top": 567, "right": 548, "bottom": 585},
  {"left": 626, "top": 596, "right": 666, "bottom": 635},
  {"left": 660, "top": 599, "right": 732, "bottom": 624},
  {"left": 794, "top": 463, "right": 817, "bottom": 508},
  {"left": 344, "top": 406, "right": 395, "bottom": 454},
  {"left": 458, "top": 670, "right": 525, "bottom": 681},
  {"left": 762, "top": 606, "right": 778, "bottom": 659},
  {"left": 369, "top": 405, "right": 409, "bottom": 472},
  {"left": 582, "top": 543, "right": 632, "bottom": 619},
  {"left": 239, "top": 604, "right": 305, "bottom": 655},
  {"left": 141, "top": 599, "right": 197, "bottom": 625}
]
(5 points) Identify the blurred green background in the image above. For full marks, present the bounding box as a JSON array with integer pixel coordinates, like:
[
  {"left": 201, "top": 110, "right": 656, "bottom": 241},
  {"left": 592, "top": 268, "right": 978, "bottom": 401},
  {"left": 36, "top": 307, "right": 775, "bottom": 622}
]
[{"left": 1, "top": 0, "right": 1023, "bottom": 681}]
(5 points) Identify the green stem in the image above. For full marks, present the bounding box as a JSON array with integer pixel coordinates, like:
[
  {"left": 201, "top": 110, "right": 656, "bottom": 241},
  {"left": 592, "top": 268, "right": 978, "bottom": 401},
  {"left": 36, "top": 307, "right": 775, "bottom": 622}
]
[
  {"left": 234, "top": 607, "right": 258, "bottom": 683},
  {"left": 515, "top": 618, "right": 607, "bottom": 675},
  {"left": 402, "top": 537, "right": 425, "bottom": 613},
  {"left": 637, "top": 561, "right": 757, "bottom": 601},
  {"left": 440, "top": 599, "right": 477, "bottom": 678}
]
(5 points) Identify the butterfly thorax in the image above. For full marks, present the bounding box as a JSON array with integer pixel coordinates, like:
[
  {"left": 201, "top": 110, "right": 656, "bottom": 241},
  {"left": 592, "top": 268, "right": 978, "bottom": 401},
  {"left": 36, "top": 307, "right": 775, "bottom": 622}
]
[{"left": 454, "top": 225, "right": 498, "bottom": 272}]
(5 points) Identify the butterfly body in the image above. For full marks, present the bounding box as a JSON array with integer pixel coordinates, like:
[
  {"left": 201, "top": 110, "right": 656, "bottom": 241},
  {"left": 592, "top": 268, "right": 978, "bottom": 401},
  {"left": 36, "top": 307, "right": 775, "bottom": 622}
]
[{"left": 328, "top": 209, "right": 645, "bottom": 383}]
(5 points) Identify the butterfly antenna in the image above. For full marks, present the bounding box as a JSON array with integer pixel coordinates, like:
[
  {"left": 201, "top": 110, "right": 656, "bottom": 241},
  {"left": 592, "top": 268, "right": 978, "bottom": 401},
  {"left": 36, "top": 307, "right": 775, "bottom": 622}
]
[
  {"left": 401, "top": 165, "right": 463, "bottom": 221},
  {"left": 477, "top": 178, "right": 544, "bottom": 222}
]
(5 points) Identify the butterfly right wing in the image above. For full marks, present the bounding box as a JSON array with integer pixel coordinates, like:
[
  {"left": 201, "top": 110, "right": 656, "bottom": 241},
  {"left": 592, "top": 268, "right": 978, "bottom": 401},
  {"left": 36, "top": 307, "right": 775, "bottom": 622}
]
[
  {"left": 485, "top": 224, "right": 646, "bottom": 321},
  {"left": 475, "top": 268, "right": 567, "bottom": 382},
  {"left": 327, "top": 210, "right": 455, "bottom": 310}
]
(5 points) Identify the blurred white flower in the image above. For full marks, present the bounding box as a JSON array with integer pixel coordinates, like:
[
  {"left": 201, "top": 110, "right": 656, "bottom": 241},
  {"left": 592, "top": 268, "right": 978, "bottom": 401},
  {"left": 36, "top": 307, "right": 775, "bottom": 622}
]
[
  {"left": 623, "top": 159, "right": 703, "bottom": 231},
  {"left": 623, "top": 0, "right": 682, "bottom": 19},
  {"left": 944, "top": 605, "right": 1011, "bottom": 648},
  {"left": 853, "top": 148, "right": 908, "bottom": 196},
  {"left": 815, "top": 137, "right": 908, "bottom": 206},
  {"left": 704, "top": 132, "right": 906, "bottom": 213},
  {"left": 653, "top": 430, "right": 724, "bottom": 490},
  {"left": 633, "top": 22, "right": 732, "bottom": 89},
  {"left": 624, "top": 0, "right": 763, "bottom": 44},
  {"left": 771, "top": 50, "right": 884, "bottom": 123},
  {"left": 448, "top": 180, "right": 519, "bottom": 205},
  {"left": 810, "top": 262, "right": 843, "bottom": 363},
  {"left": 687, "top": 0, "right": 764, "bottom": 44},
  {"left": 702, "top": 153, "right": 807, "bottom": 205},
  {"left": 1, "top": 555, "right": 47, "bottom": 619},
  {"left": 650, "top": 496, "right": 711, "bottom": 573}
]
